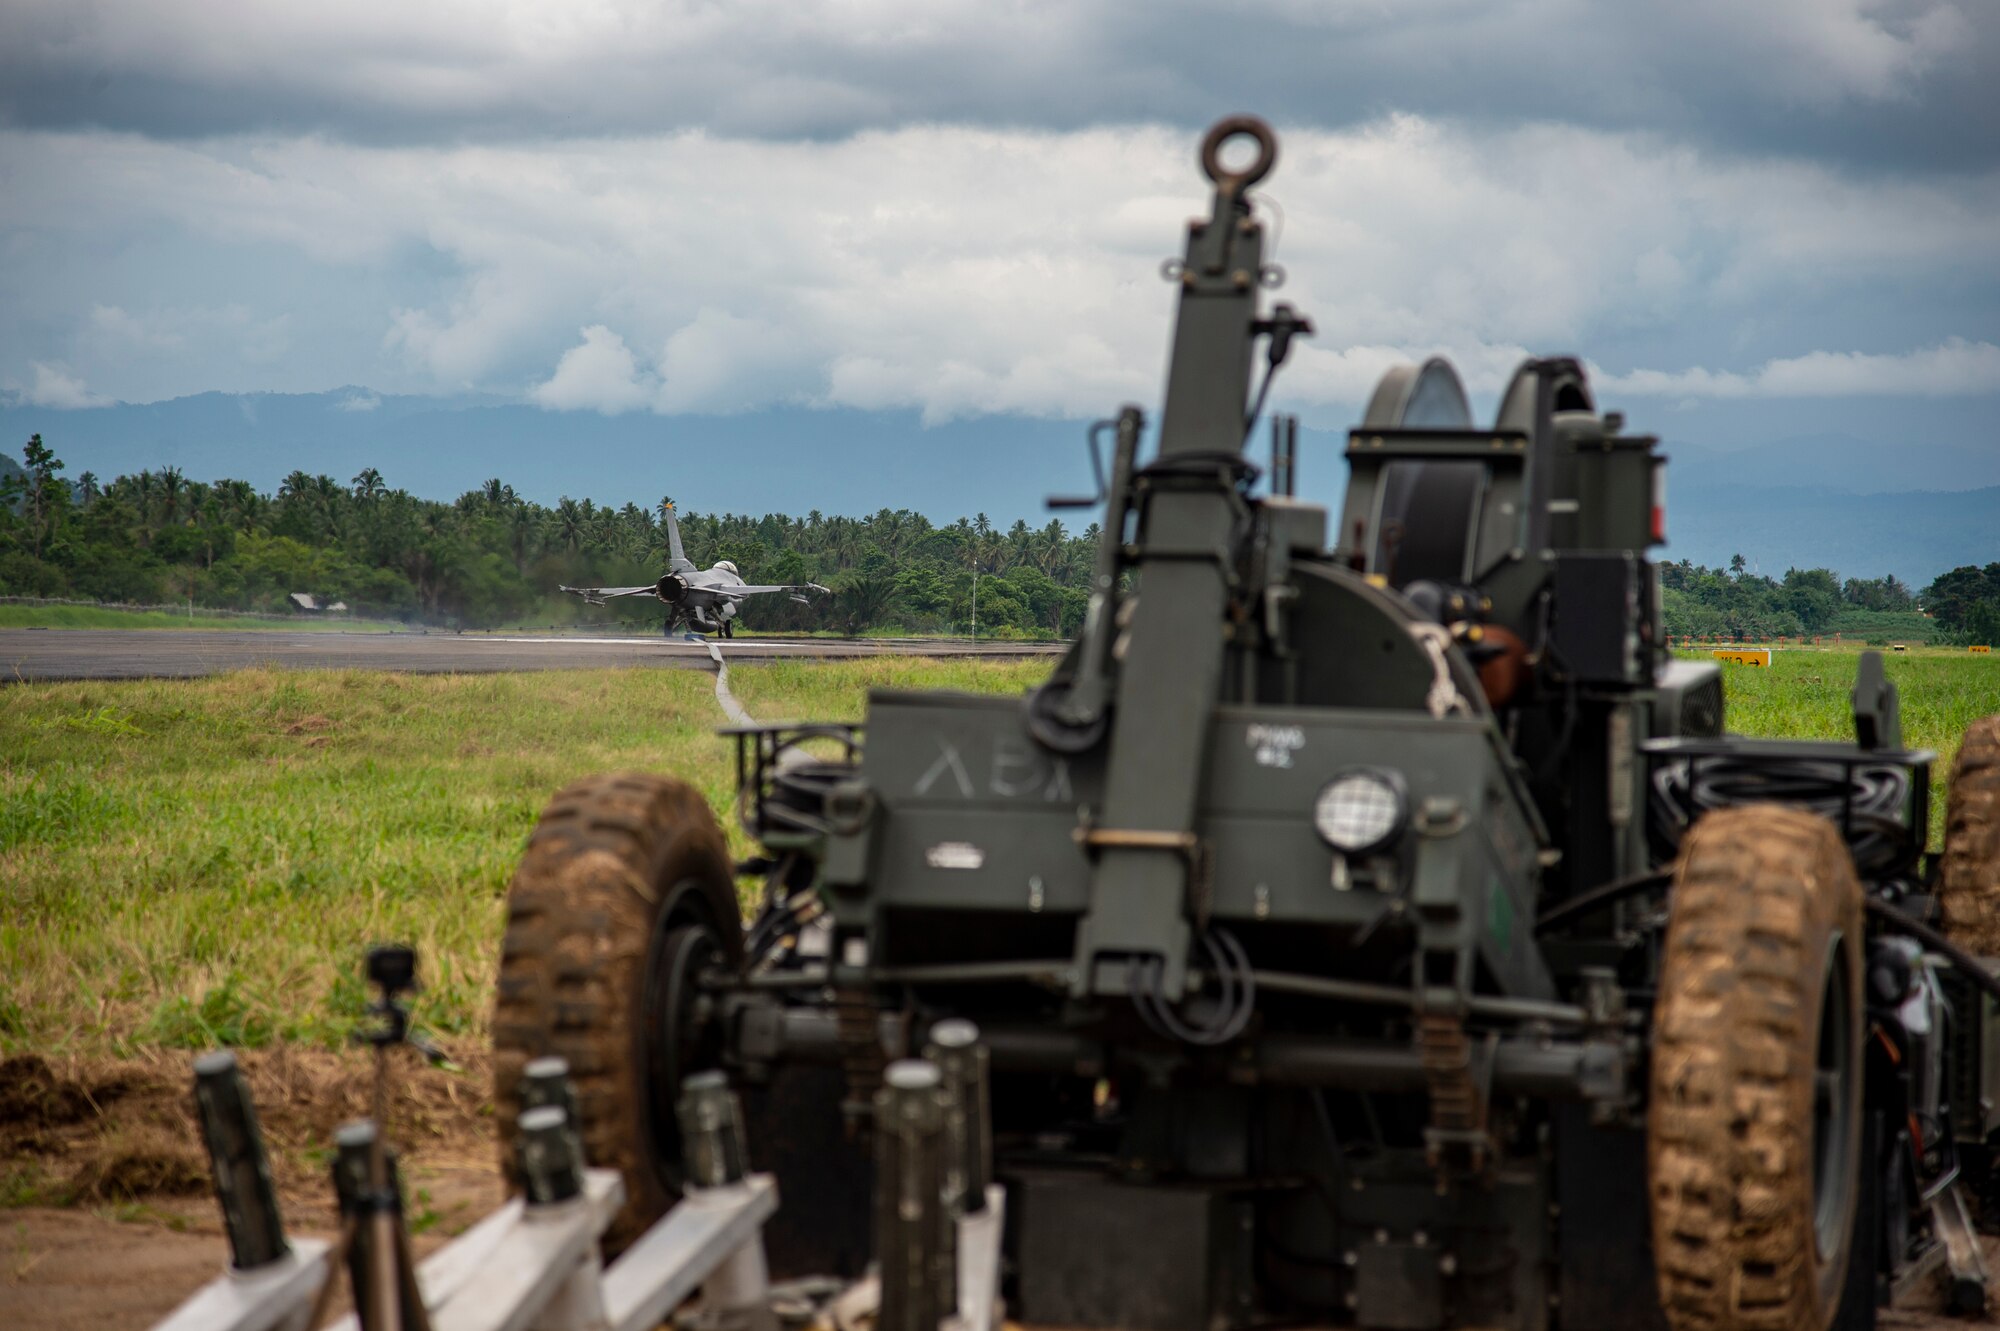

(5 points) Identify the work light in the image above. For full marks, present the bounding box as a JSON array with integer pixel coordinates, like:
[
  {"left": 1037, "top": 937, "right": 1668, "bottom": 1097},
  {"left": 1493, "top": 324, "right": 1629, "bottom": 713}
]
[{"left": 1312, "top": 769, "right": 1407, "bottom": 855}]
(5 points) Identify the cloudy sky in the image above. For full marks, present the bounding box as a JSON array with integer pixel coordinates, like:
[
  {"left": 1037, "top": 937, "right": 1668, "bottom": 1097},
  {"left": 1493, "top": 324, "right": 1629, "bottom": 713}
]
[{"left": 2, "top": 0, "right": 1997, "bottom": 487}]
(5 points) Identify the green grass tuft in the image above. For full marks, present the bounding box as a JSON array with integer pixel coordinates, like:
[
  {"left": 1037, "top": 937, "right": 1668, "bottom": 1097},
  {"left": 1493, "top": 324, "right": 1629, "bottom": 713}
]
[
  {"left": 1684, "top": 646, "right": 2000, "bottom": 845},
  {"left": 0, "top": 660, "right": 1044, "bottom": 1056}
]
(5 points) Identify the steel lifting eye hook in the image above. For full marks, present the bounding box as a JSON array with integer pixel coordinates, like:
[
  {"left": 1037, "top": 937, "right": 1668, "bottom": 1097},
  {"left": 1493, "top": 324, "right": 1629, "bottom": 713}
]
[{"left": 1200, "top": 116, "right": 1277, "bottom": 194}]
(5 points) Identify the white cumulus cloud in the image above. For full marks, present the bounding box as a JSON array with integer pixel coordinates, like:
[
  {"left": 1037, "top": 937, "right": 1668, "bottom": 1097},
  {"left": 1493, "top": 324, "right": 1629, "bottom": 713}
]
[
  {"left": 531, "top": 325, "right": 655, "bottom": 414},
  {"left": 3, "top": 118, "right": 1996, "bottom": 418},
  {"left": 17, "top": 361, "right": 113, "bottom": 408}
]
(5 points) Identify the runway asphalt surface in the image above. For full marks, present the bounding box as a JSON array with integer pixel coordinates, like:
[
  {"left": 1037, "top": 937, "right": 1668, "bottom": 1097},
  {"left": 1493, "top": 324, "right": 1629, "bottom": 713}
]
[{"left": 0, "top": 629, "right": 1064, "bottom": 682}]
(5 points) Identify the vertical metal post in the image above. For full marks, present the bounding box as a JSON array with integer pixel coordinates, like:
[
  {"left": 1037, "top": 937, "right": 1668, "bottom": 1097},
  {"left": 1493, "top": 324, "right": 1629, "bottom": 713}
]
[
  {"left": 676, "top": 1069, "right": 749, "bottom": 1188},
  {"left": 1270, "top": 413, "right": 1283, "bottom": 497},
  {"left": 192, "top": 1050, "right": 290, "bottom": 1271},
  {"left": 521, "top": 1056, "right": 587, "bottom": 1178},
  {"left": 519, "top": 1090, "right": 609, "bottom": 1331},
  {"left": 521, "top": 1056, "right": 579, "bottom": 1126},
  {"left": 518, "top": 1105, "right": 585, "bottom": 1207},
  {"left": 1271, "top": 414, "right": 1298, "bottom": 498},
  {"left": 679, "top": 1072, "right": 777, "bottom": 1331},
  {"left": 876, "top": 1060, "right": 951, "bottom": 1331},
  {"left": 924, "top": 1020, "right": 991, "bottom": 1216},
  {"left": 1285, "top": 415, "right": 1299, "bottom": 496},
  {"left": 332, "top": 1121, "right": 421, "bottom": 1331}
]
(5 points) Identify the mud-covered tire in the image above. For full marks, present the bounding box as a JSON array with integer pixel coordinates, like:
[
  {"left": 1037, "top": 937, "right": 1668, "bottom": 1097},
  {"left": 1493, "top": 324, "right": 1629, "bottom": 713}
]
[
  {"left": 1649, "top": 804, "right": 1865, "bottom": 1331},
  {"left": 1941, "top": 715, "right": 2000, "bottom": 956},
  {"left": 492, "top": 773, "right": 742, "bottom": 1255}
]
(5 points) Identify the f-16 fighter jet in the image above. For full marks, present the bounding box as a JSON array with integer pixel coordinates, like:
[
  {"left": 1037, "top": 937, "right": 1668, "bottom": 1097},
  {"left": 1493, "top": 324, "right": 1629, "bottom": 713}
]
[{"left": 560, "top": 502, "right": 828, "bottom": 638}]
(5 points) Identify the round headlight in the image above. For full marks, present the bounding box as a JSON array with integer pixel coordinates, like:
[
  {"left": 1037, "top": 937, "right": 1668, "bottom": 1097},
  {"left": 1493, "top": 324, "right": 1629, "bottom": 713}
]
[{"left": 1313, "top": 769, "right": 1406, "bottom": 854}]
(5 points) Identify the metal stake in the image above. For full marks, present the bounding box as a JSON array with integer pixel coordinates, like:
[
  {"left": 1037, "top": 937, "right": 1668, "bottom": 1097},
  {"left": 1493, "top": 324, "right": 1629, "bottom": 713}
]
[
  {"left": 192, "top": 1050, "right": 289, "bottom": 1271},
  {"left": 332, "top": 1121, "right": 424, "bottom": 1331},
  {"left": 677, "top": 1070, "right": 749, "bottom": 1190},
  {"left": 519, "top": 1105, "right": 585, "bottom": 1207},
  {"left": 923, "top": 1021, "right": 992, "bottom": 1216},
  {"left": 875, "top": 1060, "right": 952, "bottom": 1331}
]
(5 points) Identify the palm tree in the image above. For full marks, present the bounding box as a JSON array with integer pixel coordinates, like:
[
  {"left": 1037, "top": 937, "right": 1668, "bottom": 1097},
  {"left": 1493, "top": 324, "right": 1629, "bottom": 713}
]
[
  {"left": 589, "top": 507, "right": 622, "bottom": 557},
  {"left": 215, "top": 479, "right": 264, "bottom": 528},
  {"left": 550, "top": 498, "right": 586, "bottom": 553},
  {"left": 157, "top": 466, "right": 188, "bottom": 527},
  {"left": 507, "top": 505, "right": 540, "bottom": 573},
  {"left": 1032, "top": 520, "right": 1069, "bottom": 580},
  {"left": 352, "top": 468, "right": 386, "bottom": 503}
]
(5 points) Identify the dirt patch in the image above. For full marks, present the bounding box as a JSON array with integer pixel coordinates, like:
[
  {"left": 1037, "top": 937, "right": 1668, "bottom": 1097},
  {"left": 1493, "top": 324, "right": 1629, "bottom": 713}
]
[
  {"left": 235, "top": 1044, "right": 492, "bottom": 1166},
  {"left": 1, "top": 1163, "right": 505, "bottom": 1331},
  {"left": 1, "top": 1206, "right": 224, "bottom": 1331},
  {"left": 0, "top": 1055, "right": 126, "bottom": 1130},
  {"left": 1, "top": 1045, "right": 492, "bottom": 1213},
  {"left": 65, "top": 1131, "right": 207, "bottom": 1204},
  {"left": 282, "top": 714, "right": 337, "bottom": 735},
  {"left": 1, "top": 1044, "right": 502, "bottom": 1329}
]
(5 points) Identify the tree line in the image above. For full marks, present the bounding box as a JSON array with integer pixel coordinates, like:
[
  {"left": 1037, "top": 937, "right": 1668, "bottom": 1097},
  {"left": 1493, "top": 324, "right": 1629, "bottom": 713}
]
[
  {"left": 1659, "top": 555, "right": 1997, "bottom": 645},
  {"left": 0, "top": 435, "right": 1096, "bottom": 636},
  {"left": 4, "top": 436, "right": 1994, "bottom": 643}
]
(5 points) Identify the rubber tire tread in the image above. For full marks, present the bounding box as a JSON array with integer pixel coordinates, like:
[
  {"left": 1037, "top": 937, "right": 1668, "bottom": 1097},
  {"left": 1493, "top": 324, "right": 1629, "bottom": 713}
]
[
  {"left": 491, "top": 772, "right": 739, "bottom": 1256},
  {"left": 1649, "top": 804, "right": 1864, "bottom": 1331},
  {"left": 1940, "top": 715, "right": 2000, "bottom": 956}
]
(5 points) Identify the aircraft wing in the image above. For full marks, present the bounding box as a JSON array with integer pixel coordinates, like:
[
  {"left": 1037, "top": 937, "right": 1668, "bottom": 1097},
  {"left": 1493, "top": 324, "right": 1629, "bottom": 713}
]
[
  {"left": 559, "top": 584, "right": 657, "bottom": 606},
  {"left": 712, "top": 582, "right": 832, "bottom": 599}
]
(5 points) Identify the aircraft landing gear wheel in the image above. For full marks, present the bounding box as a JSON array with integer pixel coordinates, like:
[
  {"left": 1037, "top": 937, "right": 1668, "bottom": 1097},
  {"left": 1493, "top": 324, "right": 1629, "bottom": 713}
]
[
  {"left": 1650, "top": 804, "right": 1864, "bottom": 1331},
  {"left": 492, "top": 773, "right": 741, "bottom": 1256},
  {"left": 1941, "top": 715, "right": 2000, "bottom": 955}
]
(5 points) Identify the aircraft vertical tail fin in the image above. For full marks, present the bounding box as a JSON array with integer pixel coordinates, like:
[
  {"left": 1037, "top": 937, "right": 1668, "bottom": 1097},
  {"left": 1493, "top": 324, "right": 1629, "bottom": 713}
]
[{"left": 662, "top": 500, "right": 693, "bottom": 571}]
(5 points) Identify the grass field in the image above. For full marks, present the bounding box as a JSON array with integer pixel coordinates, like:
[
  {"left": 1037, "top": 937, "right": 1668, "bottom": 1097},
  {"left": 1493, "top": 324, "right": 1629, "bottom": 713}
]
[
  {"left": 4, "top": 648, "right": 1995, "bottom": 1060},
  {"left": 1685, "top": 646, "right": 2000, "bottom": 846},
  {"left": 0, "top": 658, "right": 1047, "bottom": 1059}
]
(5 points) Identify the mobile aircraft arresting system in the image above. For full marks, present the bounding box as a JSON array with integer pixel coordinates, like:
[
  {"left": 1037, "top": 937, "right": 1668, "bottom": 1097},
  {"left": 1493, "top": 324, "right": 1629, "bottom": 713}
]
[{"left": 492, "top": 117, "right": 2000, "bottom": 1330}]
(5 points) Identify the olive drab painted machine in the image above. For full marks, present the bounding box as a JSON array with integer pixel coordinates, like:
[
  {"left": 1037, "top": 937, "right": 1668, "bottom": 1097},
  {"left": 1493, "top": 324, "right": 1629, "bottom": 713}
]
[
  {"left": 660, "top": 116, "right": 1998, "bottom": 1330},
  {"left": 158, "top": 116, "right": 2000, "bottom": 1331}
]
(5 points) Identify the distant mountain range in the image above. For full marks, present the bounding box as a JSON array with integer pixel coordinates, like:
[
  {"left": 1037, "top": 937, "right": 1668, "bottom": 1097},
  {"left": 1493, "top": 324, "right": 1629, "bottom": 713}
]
[
  {"left": 2, "top": 389, "right": 1993, "bottom": 588},
  {"left": 1663, "top": 482, "right": 1998, "bottom": 586},
  {"left": 1668, "top": 432, "right": 2000, "bottom": 496}
]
